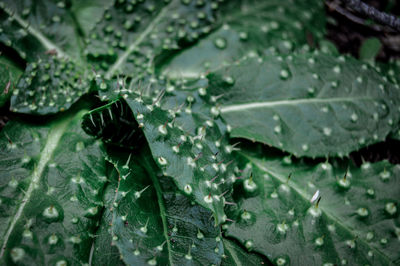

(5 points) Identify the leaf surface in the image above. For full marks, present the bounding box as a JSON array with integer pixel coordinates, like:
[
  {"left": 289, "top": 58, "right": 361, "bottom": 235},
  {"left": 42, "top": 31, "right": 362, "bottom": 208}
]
[
  {"left": 83, "top": 78, "right": 237, "bottom": 224},
  {"left": 162, "top": 0, "right": 325, "bottom": 78},
  {"left": 85, "top": 0, "right": 218, "bottom": 79},
  {"left": 104, "top": 147, "right": 224, "bottom": 265},
  {"left": 0, "top": 110, "right": 107, "bottom": 264},
  {"left": 10, "top": 56, "right": 92, "bottom": 115},
  {"left": 208, "top": 52, "right": 400, "bottom": 157},
  {"left": 225, "top": 147, "right": 400, "bottom": 265},
  {"left": 221, "top": 238, "right": 267, "bottom": 266},
  {"left": 0, "top": 0, "right": 83, "bottom": 61},
  {"left": 0, "top": 55, "right": 22, "bottom": 107}
]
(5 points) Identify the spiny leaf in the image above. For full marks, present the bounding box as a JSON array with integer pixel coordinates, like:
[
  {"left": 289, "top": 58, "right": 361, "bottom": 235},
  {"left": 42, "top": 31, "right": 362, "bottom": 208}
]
[
  {"left": 162, "top": 0, "right": 326, "bottom": 78},
  {"left": 10, "top": 55, "right": 93, "bottom": 115},
  {"left": 105, "top": 147, "right": 224, "bottom": 265},
  {"left": 90, "top": 167, "right": 126, "bottom": 266},
  {"left": 85, "top": 0, "right": 219, "bottom": 78},
  {"left": 0, "top": 55, "right": 22, "bottom": 107},
  {"left": 207, "top": 52, "right": 400, "bottom": 157},
  {"left": 84, "top": 77, "right": 237, "bottom": 224},
  {"left": 82, "top": 99, "right": 145, "bottom": 149},
  {"left": 0, "top": 110, "right": 108, "bottom": 264},
  {"left": 225, "top": 146, "right": 400, "bottom": 265},
  {"left": 0, "top": 0, "right": 83, "bottom": 62}
]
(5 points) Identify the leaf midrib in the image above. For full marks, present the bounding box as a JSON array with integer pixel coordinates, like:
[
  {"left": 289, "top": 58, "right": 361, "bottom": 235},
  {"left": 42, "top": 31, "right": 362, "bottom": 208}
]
[
  {"left": 0, "top": 114, "right": 74, "bottom": 258},
  {"left": 220, "top": 96, "right": 373, "bottom": 113},
  {"left": 142, "top": 159, "right": 174, "bottom": 266},
  {"left": 105, "top": 1, "right": 174, "bottom": 79},
  {"left": 242, "top": 154, "right": 391, "bottom": 263},
  {"left": 1, "top": 5, "right": 68, "bottom": 59}
]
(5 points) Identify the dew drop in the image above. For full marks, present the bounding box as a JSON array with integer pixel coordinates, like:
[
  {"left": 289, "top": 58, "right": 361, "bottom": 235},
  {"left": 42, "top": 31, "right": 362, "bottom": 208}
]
[
  {"left": 214, "top": 37, "right": 227, "bottom": 49},
  {"left": 356, "top": 207, "right": 369, "bottom": 217},
  {"left": 385, "top": 202, "right": 397, "bottom": 215}
]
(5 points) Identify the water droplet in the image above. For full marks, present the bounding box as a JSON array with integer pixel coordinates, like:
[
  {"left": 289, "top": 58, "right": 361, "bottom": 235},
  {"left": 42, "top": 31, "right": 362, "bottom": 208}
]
[
  {"left": 356, "top": 207, "right": 369, "bottom": 217},
  {"left": 315, "top": 236, "right": 324, "bottom": 246},
  {"left": 380, "top": 170, "right": 390, "bottom": 181},
  {"left": 224, "top": 76, "right": 235, "bottom": 85},
  {"left": 277, "top": 223, "right": 289, "bottom": 233},
  {"left": 69, "top": 236, "right": 81, "bottom": 244},
  {"left": 338, "top": 178, "right": 350, "bottom": 189},
  {"left": 333, "top": 65, "right": 341, "bottom": 74},
  {"left": 323, "top": 127, "right": 332, "bottom": 136},
  {"left": 10, "top": 247, "right": 25, "bottom": 262},
  {"left": 214, "top": 37, "right": 227, "bottom": 49},
  {"left": 48, "top": 234, "right": 58, "bottom": 245},
  {"left": 244, "top": 179, "right": 257, "bottom": 192},
  {"left": 346, "top": 239, "right": 356, "bottom": 249},
  {"left": 184, "top": 184, "right": 192, "bottom": 194},
  {"left": 244, "top": 240, "right": 253, "bottom": 250},
  {"left": 350, "top": 113, "right": 358, "bottom": 122},
  {"left": 43, "top": 206, "right": 59, "bottom": 218},
  {"left": 280, "top": 69, "right": 289, "bottom": 79},
  {"left": 239, "top": 32, "right": 248, "bottom": 41},
  {"left": 147, "top": 258, "right": 157, "bottom": 265},
  {"left": 385, "top": 202, "right": 397, "bottom": 215},
  {"left": 276, "top": 257, "right": 287, "bottom": 266},
  {"left": 157, "top": 157, "right": 167, "bottom": 166}
]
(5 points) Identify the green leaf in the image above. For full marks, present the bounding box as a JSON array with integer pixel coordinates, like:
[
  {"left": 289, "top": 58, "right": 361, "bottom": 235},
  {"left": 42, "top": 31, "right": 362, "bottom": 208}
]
[
  {"left": 85, "top": 0, "right": 219, "bottom": 79},
  {"left": 90, "top": 167, "right": 125, "bottom": 266},
  {"left": 82, "top": 99, "right": 145, "bottom": 149},
  {"left": 0, "top": 109, "right": 108, "bottom": 264},
  {"left": 225, "top": 147, "right": 400, "bottom": 265},
  {"left": 221, "top": 238, "right": 267, "bottom": 266},
  {"left": 161, "top": 0, "right": 326, "bottom": 78},
  {"left": 70, "top": 0, "right": 113, "bottom": 37},
  {"left": 104, "top": 147, "right": 224, "bottom": 265},
  {"left": 83, "top": 77, "right": 236, "bottom": 224},
  {"left": 0, "top": 0, "right": 83, "bottom": 62},
  {"left": 9, "top": 56, "right": 93, "bottom": 115},
  {"left": 207, "top": 52, "right": 400, "bottom": 157},
  {"left": 359, "top": 38, "right": 382, "bottom": 62},
  {"left": 0, "top": 55, "right": 22, "bottom": 107}
]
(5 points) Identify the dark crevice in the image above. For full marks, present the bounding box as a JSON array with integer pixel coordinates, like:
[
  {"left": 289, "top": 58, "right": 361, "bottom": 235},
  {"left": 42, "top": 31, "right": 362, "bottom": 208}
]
[
  {"left": 325, "top": 0, "right": 400, "bottom": 61},
  {"left": 350, "top": 138, "right": 400, "bottom": 166}
]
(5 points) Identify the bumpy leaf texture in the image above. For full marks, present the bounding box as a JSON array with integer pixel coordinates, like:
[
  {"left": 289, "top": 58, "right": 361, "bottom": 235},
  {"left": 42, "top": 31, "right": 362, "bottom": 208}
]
[
  {"left": 225, "top": 145, "right": 400, "bottom": 265},
  {"left": 83, "top": 77, "right": 237, "bottom": 225},
  {"left": 0, "top": 110, "right": 107, "bottom": 264},
  {"left": 0, "top": 55, "right": 22, "bottom": 107},
  {"left": 103, "top": 147, "right": 224, "bottom": 265},
  {"left": 161, "top": 0, "right": 325, "bottom": 78},
  {"left": 207, "top": 52, "right": 400, "bottom": 157}
]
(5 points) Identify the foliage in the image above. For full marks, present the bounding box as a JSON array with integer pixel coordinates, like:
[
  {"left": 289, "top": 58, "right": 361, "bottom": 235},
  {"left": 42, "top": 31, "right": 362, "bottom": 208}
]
[{"left": 0, "top": 0, "right": 399, "bottom": 265}]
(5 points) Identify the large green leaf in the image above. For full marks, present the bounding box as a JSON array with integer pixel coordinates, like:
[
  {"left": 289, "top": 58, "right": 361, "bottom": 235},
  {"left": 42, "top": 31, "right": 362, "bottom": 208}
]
[
  {"left": 83, "top": 78, "right": 236, "bottom": 224},
  {"left": 207, "top": 52, "right": 400, "bottom": 157},
  {"left": 0, "top": 109, "right": 107, "bottom": 264},
  {"left": 104, "top": 147, "right": 224, "bottom": 265},
  {"left": 85, "top": 0, "right": 219, "bottom": 79},
  {"left": 10, "top": 56, "right": 93, "bottom": 115},
  {"left": 0, "top": 0, "right": 97, "bottom": 115},
  {"left": 0, "top": 0, "right": 83, "bottom": 61},
  {"left": 225, "top": 146, "right": 400, "bottom": 265},
  {"left": 0, "top": 55, "right": 22, "bottom": 107},
  {"left": 161, "top": 0, "right": 325, "bottom": 78}
]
